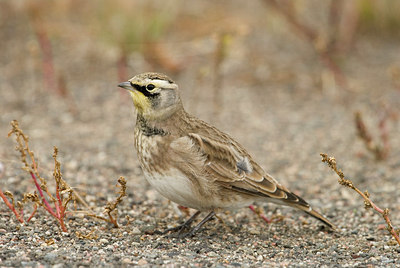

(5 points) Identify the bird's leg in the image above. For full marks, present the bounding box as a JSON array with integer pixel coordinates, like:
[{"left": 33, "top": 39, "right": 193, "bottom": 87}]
[
  {"left": 163, "top": 210, "right": 201, "bottom": 235},
  {"left": 181, "top": 211, "right": 216, "bottom": 238}
]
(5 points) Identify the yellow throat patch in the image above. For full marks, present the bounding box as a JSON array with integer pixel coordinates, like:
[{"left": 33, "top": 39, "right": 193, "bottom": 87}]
[{"left": 130, "top": 91, "right": 151, "bottom": 113}]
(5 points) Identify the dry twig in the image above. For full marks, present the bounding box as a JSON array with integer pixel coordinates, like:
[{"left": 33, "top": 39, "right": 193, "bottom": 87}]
[
  {"left": 2, "top": 120, "right": 128, "bottom": 233},
  {"left": 354, "top": 111, "right": 392, "bottom": 160},
  {"left": 3, "top": 120, "right": 74, "bottom": 232},
  {"left": 262, "top": 0, "right": 348, "bottom": 89},
  {"left": 212, "top": 32, "right": 231, "bottom": 120},
  {"left": 320, "top": 153, "right": 400, "bottom": 246},
  {"left": 86, "top": 176, "right": 127, "bottom": 228},
  {"left": 249, "top": 205, "right": 284, "bottom": 224}
]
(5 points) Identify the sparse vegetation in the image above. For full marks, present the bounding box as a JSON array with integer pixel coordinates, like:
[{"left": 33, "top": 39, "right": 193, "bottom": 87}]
[
  {"left": 321, "top": 153, "right": 400, "bottom": 246},
  {"left": 354, "top": 108, "right": 397, "bottom": 161},
  {"left": 1, "top": 120, "right": 127, "bottom": 233},
  {"left": 2, "top": 120, "right": 74, "bottom": 232}
]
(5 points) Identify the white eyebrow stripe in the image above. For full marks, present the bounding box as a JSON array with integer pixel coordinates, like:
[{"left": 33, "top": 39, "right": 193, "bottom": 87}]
[{"left": 144, "top": 79, "right": 176, "bottom": 89}]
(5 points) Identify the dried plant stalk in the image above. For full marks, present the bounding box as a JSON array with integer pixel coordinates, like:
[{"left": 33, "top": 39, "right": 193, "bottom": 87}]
[
  {"left": 104, "top": 176, "right": 127, "bottom": 227},
  {"left": 320, "top": 153, "right": 400, "bottom": 246},
  {"left": 0, "top": 190, "right": 24, "bottom": 223},
  {"left": 2, "top": 120, "right": 128, "bottom": 233},
  {"left": 262, "top": 0, "right": 348, "bottom": 89},
  {"left": 86, "top": 176, "right": 127, "bottom": 228},
  {"left": 248, "top": 205, "right": 284, "bottom": 224},
  {"left": 4, "top": 120, "right": 74, "bottom": 232},
  {"left": 354, "top": 111, "right": 388, "bottom": 160}
]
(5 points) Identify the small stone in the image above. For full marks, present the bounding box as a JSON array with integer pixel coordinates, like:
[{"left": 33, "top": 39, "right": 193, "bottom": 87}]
[
  {"left": 257, "top": 255, "right": 263, "bottom": 261},
  {"left": 0, "top": 162, "right": 4, "bottom": 175},
  {"left": 44, "top": 252, "right": 58, "bottom": 262},
  {"left": 122, "top": 258, "right": 132, "bottom": 264},
  {"left": 140, "top": 225, "right": 156, "bottom": 234},
  {"left": 249, "top": 229, "right": 260, "bottom": 235},
  {"left": 99, "top": 238, "right": 108, "bottom": 244},
  {"left": 131, "top": 227, "right": 141, "bottom": 235},
  {"left": 137, "top": 259, "right": 148, "bottom": 265},
  {"left": 207, "top": 252, "right": 218, "bottom": 257}
]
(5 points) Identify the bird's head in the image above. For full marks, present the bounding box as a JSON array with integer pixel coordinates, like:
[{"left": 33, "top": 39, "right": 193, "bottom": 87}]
[{"left": 118, "top": 72, "right": 182, "bottom": 121}]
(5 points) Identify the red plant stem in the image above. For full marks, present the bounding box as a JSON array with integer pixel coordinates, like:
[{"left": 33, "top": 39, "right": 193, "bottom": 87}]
[
  {"left": 262, "top": 0, "right": 347, "bottom": 88},
  {"left": 54, "top": 175, "right": 67, "bottom": 231},
  {"left": 56, "top": 190, "right": 68, "bottom": 232},
  {"left": 0, "top": 189, "right": 24, "bottom": 223},
  {"left": 30, "top": 172, "right": 57, "bottom": 218},
  {"left": 19, "top": 206, "right": 24, "bottom": 218},
  {"left": 55, "top": 184, "right": 62, "bottom": 218},
  {"left": 319, "top": 51, "right": 348, "bottom": 88},
  {"left": 352, "top": 187, "right": 400, "bottom": 245},
  {"left": 58, "top": 216, "right": 67, "bottom": 232},
  {"left": 27, "top": 204, "right": 38, "bottom": 222},
  {"left": 378, "top": 112, "right": 390, "bottom": 159},
  {"left": 249, "top": 205, "right": 272, "bottom": 223},
  {"left": 117, "top": 52, "right": 129, "bottom": 100},
  {"left": 33, "top": 24, "right": 59, "bottom": 94},
  {"left": 117, "top": 52, "right": 128, "bottom": 82}
]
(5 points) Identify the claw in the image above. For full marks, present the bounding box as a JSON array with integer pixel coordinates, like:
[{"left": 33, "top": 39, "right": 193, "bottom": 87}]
[
  {"left": 162, "top": 210, "right": 201, "bottom": 235},
  {"left": 162, "top": 211, "right": 216, "bottom": 238}
]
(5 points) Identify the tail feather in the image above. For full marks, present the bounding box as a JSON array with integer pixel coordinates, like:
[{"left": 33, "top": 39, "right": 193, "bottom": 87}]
[
  {"left": 302, "top": 207, "right": 335, "bottom": 230},
  {"left": 284, "top": 191, "right": 335, "bottom": 230}
]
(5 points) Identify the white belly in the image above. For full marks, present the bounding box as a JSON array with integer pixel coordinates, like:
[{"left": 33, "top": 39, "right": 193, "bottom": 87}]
[
  {"left": 143, "top": 170, "right": 202, "bottom": 209},
  {"left": 143, "top": 170, "right": 254, "bottom": 211}
]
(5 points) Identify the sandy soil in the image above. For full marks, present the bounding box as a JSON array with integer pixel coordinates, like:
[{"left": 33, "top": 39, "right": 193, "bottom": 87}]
[{"left": 1, "top": 2, "right": 400, "bottom": 267}]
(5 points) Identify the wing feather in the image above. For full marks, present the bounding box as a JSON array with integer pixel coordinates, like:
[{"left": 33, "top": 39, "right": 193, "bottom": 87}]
[
  {"left": 185, "top": 132, "right": 305, "bottom": 204},
  {"left": 167, "top": 119, "right": 333, "bottom": 228}
]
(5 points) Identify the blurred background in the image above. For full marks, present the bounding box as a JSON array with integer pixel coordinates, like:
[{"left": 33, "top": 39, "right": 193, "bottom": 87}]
[
  {"left": 1, "top": 0, "right": 400, "bottom": 203},
  {"left": 1, "top": 0, "right": 399, "bottom": 103}
]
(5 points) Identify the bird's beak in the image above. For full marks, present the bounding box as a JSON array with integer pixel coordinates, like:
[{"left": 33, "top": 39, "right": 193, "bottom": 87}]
[{"left": 118, "top": 81, "right": 132, "bottom": 91}]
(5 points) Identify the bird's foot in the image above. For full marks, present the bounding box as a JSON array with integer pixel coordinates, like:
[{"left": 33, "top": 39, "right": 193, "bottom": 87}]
[
  {"left": 163, "top": 211, "right": 216, "bottom": 238},
  {"left": 162, "top": 210, "right": 201, "bottom": 236}
]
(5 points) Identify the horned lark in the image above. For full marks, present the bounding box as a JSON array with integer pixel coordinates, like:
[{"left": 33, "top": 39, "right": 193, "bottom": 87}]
[{"left": 118, "top": 72, "right": 334, "bottom": 237}]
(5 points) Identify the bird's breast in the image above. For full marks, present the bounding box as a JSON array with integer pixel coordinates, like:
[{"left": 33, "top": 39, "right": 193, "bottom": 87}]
[
  {"left": 133, "top": 128, "right": 255, "bottom": 211},
  {"left": 134, "top": 128, "right": 167, "bottom": 173}
]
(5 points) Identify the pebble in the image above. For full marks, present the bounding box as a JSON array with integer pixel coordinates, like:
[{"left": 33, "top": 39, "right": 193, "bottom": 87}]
[
  {"left": 0, "top": 162, "right": 4, "bottom": 175},
  {"left": 99, "top": 238, "right": 108, "bottom": 244},
  {"left": 249, "top": 229, "right": 260, "bottom": 235},
  {"left": 131, "top": 227, "right": 141, "bottom": 235},
  {"left": 137, "top": 259, "right": 148, "bottom": 265},
  {"left": 44, "top": 252, "right": 58, "bottom": 262},
  {"left": 122, "top": 258, "right": 132, "bottom": 264},
  {"left": 207, "top": 252, "right": 218, "bottom": 257}
]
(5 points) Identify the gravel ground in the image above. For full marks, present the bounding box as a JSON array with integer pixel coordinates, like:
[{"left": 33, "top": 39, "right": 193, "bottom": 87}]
[{"left": 1, "top": 2, "right": 400, "bottom": 267}]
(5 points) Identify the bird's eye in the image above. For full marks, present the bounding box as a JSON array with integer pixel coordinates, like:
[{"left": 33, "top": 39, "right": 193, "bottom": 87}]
[{"left": 146, "top": 84, "right": 156, "bottom": 91}]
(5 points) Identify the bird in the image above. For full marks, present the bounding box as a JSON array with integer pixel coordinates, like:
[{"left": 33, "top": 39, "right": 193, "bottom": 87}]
[{"left": 118, "top": 72, "right": 334, "bottom": 237}]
